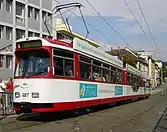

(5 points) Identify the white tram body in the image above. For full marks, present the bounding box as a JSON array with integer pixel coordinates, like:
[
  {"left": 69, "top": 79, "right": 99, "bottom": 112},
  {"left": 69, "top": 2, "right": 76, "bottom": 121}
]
[{"left": 13, "top": 37, "right": 151, "bottom": 113}]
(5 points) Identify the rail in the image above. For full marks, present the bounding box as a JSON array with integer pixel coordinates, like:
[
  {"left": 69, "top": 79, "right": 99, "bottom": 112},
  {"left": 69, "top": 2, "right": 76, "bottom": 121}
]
[{"left": 0, "top": 92, "right": 14, "bottom": 116}]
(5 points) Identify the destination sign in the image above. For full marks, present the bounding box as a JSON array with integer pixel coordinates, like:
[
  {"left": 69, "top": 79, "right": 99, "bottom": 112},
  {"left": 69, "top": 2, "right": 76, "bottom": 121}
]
[{"left": 19, "top": 40, "right": 42, "bottom": 49}]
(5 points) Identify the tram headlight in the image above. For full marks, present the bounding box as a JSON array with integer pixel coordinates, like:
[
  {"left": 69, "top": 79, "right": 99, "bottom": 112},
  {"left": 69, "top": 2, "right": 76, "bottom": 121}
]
[
  {"left": 32, "top": 92, "right": 39, "bottom": 98},
  {"left": 15, "top": 92, "right": 20, "bottom": 98}
]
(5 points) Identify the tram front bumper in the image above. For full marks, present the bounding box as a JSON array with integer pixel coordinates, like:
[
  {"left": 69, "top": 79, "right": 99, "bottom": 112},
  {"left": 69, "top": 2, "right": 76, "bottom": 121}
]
[{"left": 14, "top": 102, "right": 54, "bottom": 113}]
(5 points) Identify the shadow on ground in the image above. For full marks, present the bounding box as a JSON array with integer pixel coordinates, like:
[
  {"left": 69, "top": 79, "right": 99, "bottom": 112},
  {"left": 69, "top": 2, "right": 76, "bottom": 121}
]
[{"left": 16, "top": 98, "right": 147, "bottom": 122}]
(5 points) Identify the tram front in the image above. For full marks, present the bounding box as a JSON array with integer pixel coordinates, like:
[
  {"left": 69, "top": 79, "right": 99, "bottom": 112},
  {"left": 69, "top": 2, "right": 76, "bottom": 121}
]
[{"left": 13, "top": 37, "right": 54, "bottom": 114}]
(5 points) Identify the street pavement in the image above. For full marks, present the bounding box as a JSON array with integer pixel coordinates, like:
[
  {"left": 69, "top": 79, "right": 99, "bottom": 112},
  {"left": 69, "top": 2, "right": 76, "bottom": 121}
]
[
  {"left": 151, "top": 85, "right": 164, "bottom": 95},
  {"left": 0, "top": 86, "right": 167, "bottom": 132},
  {"left": 153, "top": 106, "right": 167, "bottom": 132}
]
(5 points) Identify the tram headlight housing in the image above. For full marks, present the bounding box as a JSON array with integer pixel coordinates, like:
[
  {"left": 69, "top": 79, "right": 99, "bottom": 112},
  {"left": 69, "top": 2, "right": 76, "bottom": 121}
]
[
  {"left": 32, "top": 92, "right": 39, "bottom": 98},
  {"left": 15, "top": 92, "right": 20, "bottom": 98}
]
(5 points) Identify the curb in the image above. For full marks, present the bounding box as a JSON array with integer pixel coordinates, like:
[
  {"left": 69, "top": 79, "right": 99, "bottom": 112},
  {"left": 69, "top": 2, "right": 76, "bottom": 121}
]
[{"left": 0, "top": 114, "right": 18, "bottom": 120}]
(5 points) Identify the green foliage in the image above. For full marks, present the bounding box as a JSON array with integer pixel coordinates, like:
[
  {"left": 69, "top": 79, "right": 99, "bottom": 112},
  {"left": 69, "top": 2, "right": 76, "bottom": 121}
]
[
  {"left": 162, "top": 66, "right": 167, "bottom": 78},
  {"left": 122, "top": 56, "right": 137, "bottom": 68}
]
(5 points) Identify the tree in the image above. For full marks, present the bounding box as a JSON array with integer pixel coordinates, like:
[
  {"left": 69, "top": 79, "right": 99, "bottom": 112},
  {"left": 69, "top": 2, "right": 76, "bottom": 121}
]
[{"left": 122, "top": 56, "right": 137, "bottom": 68}]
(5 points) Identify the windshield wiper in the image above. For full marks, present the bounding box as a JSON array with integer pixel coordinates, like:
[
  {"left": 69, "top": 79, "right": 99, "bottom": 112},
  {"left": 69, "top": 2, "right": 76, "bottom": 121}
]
[{"left": 26, "top": 70, "right": 47, "bottom": 78}]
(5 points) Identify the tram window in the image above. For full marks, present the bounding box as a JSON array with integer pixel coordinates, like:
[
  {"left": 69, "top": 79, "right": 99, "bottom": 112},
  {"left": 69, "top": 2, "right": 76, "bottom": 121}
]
[
  {"left": 80, "top": 56, "right": 91, "bottom": 63},
  {"left": 140, "top": 78, "right": 143, "bottom": 87},
  {"left": 127, "top": 73, "right": 131, "bottom": 85},
  {"left": 80, "top": 62, "right": 91, "bottom": 80},
  {"left": 53, "top": 57, "right": 74, "bottom": 77},
  {"left": 53, "top": 48, "right": 73, "bottom": 58},
  {"left": 53, "top": 48, "right": 74, "bottom": 77},
  {"left": 93, "top": 60, "right": 101, "bottom": 66},
  {"left": 133, "top": 76, "right": 138, "bottom": 85},
  {"left": 53, "top": 57, "right": 64, "bottom": 76},
  {"left": 145, "top": 80, "right": 150, "bottom": 88},
  {"left": 132, "top": 75, "right": 135, "bottom": 85},
  {"left": 102, "top": 68, "right": 110, "bottom": 82},
  {"left": 116, "top": 70, "right": 122, "bottom": 84},
  {"left": 137, "top": 77, "right": 140, "bottom": 85},
  {"left": 103, "top": 64, "right": 110, "bottom": 69},
  {"left": 92, "top": 66, "right": 102, "bottom": 81},
  {"left": 64, "top": 59, "right": 74, "bottom": 77},
  {"left": 131, "top": 74, "right": 134, "bottom": 85},
  {"left": 110, "top": 67, "right": 117, "bottom": 83},
  {"left": 15, "top": 49, "right": 50, "bottom": 77},
  {"left": 110, "top": 70, "right": 114, "bottom": 82}
]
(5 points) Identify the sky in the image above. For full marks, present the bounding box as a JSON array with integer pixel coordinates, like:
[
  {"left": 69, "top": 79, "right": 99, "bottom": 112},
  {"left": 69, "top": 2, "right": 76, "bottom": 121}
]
[{"left": 52, "top": 0, "right": 167, "bottom": 61}]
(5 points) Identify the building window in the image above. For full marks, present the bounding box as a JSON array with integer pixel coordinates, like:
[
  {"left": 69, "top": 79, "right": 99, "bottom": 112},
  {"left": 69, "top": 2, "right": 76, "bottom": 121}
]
[
  {"left": 28, "top": 31, "right": 33, "bottom": 37},
  {"left": 0, "top": 55, "right": 4, "bottom": 68},
  {"left": 0, "top": 25, "right": 4, "bottom": 39},
  {"left": 47, "top": 13, "right": 52, "bottom": 24},
  {"left": 16, "top": 2, "right": 24, "bottom": 23},
  {"left": 28, "top": 6, "right": 33, "bottom": 18},
  {"left": 16, "top": 29, "right": 25, "bottom": 40},
  {"left": 6, "top": 0, "right": 12, "bottom": 12},
  {"left": 6, "top": 26, "right": 12, "bottom": 40},
  {"left": 34, "top": 8, "right": 39, "bottom": 20},
  {"left": 42, "top": 35, "right": 47, "bottom": 38},
  {"left": 6, "top": 55, "right": 12, "bottom": 68},
  {"left": 0, "top": 0, "right": 3, "bottom": 10},
  {"left": 42, "top": 11, "right": 46, "bottom": 21},
  {"left": 35, "top": 33, "right": 40, "bottom": 37}
]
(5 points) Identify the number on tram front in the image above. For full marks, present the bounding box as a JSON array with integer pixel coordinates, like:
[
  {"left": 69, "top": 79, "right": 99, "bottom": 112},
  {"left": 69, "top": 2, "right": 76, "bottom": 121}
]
[{"left": 22, "top": 93, "right": 29, "bottom": 97}]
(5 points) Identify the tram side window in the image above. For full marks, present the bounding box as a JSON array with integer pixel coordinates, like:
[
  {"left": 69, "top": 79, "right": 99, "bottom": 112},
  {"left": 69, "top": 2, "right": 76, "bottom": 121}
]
[
  {"left": 127, "top": 73, "right": 132, "bottom": 85},
  {"left": 92, "top": 60, "right": 102, "bottom": 81},
  {"left": 101, "top": 63, "right": 110, "bottom": 82},
  {"left": 136, "top": 76, "right": 140, "bottom": 86},
  {"left": 54, "top": 57, "right": 64, "bottom": 76},
  {"left": 102, "top": 68, "right": 110, "bottom": 82},
  {"left": 79, "top": 55, "right": 122, "bottom": 83},
  {"left": 65, "top": 59, "right": 74, "bottom": 76},
  {"left": 79, "top": 56, "right": 91, "bottom": 80},
  {"left": 80, "top": 62, "right": 91, "bottom": 80},
  {"left": 53, "top": 48, "right": 74, "bottom": 77},
  {"left": 116, "top": 69, "right": 122, "bottom": 84},
  {"left": 110, "top": 67, "right": 116, "bottom": 83},
  {"left": 140, "top": 77, "right": 143, "bottom": 87},
  {"left": 132, "top": 75, "right": 136, "bottom": 85},
  {"left": 145, "top": 80, "right": 150, "bottom": 88}
]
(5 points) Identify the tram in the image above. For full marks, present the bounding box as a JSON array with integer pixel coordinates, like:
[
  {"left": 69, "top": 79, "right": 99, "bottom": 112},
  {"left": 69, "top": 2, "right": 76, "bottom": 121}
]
[{"left": 13, "top": 37, "right": 151, "bottom": 114}]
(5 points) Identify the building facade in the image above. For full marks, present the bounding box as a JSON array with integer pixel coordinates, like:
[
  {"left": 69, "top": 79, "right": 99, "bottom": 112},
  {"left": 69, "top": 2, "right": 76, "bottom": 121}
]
[
  {"left": 0, "top": 0, "right": 53, "bottom": 80},
  {"left": 137, "top": 51, "right": 158, "bottom": 88},
  {"left": 136, "top": 57, "right": 149, "bottom": 80}
]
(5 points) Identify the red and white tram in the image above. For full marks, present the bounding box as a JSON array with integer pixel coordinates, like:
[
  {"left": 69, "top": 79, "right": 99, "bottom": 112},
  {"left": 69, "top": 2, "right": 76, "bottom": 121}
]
[{"left": 13, "top": 37, "right": 151, "bottom": 114}]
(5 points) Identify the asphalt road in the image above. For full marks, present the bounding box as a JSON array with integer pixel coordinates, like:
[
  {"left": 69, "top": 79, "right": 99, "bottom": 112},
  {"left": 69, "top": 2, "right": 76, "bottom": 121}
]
[{"left": 0, "top": 87, "right": 167, "bottom": 132}]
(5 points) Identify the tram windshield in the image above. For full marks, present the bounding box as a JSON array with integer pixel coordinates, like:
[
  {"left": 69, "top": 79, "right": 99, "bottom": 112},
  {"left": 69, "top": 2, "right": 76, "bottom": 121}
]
[{"left": 15, "top": 49, "right": 50, "bottom": 77}]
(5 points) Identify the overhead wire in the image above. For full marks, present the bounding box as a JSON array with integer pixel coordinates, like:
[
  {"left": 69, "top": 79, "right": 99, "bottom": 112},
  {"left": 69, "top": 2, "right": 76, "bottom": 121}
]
[
  {"left": 83, "top": 0, "right": 134, "bottom": 50},
  {"left": 53, "top": 0, "right": 161, "bottom": 58},
  {"left": 136, "top": 0, "right": 160, "bottom": 56},
  {"left": 123, "top": 0, "right": 158, "bottom": 54},
  {"left": 124, "top": 0, "right": 158, "bottom": 54},
  {"left": 53, "top": 0, "right": 121, "bottom": 48},
  {"left": 45, "top": 7, "right": 76, "bottom": 23}
]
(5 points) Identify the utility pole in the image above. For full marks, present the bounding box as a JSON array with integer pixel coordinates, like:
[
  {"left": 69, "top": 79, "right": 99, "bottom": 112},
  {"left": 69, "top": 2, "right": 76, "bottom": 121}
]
[{"left": 161, "top": 66, "right": 164, "bottom": 95}]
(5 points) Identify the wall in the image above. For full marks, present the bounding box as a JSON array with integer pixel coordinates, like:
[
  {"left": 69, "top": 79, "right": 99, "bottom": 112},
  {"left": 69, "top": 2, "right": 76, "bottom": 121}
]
[{"left": 0, "top": 0, "right": 53, "bottom": 80}]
